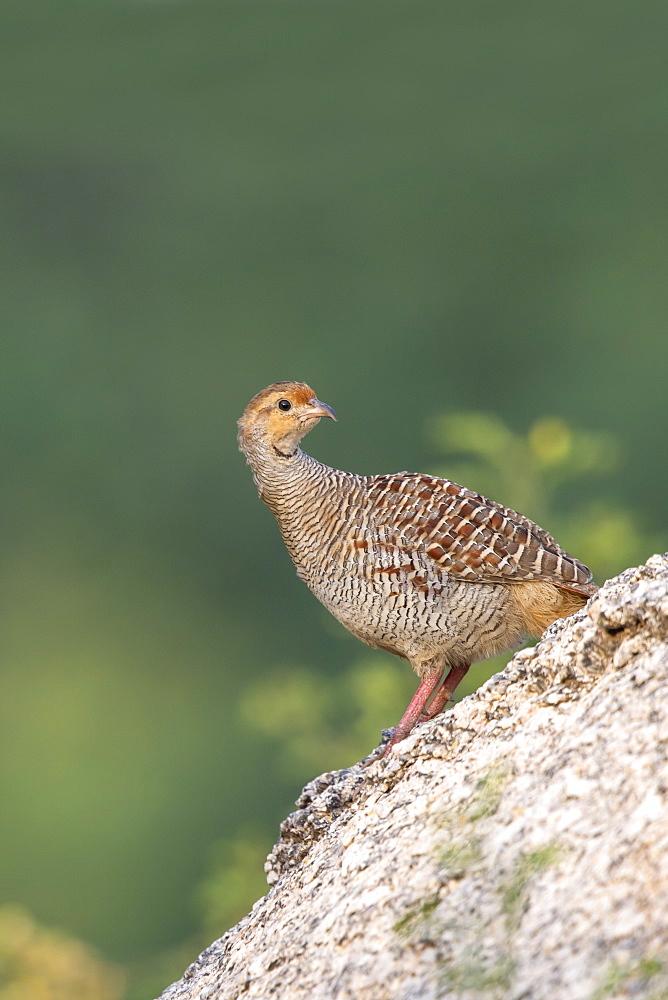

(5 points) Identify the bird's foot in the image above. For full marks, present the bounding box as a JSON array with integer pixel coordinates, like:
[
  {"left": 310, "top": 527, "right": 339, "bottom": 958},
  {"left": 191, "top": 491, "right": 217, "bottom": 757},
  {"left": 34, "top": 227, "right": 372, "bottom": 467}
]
[{"left": 382, "top": 662, "right": 471, "bottom": 758}]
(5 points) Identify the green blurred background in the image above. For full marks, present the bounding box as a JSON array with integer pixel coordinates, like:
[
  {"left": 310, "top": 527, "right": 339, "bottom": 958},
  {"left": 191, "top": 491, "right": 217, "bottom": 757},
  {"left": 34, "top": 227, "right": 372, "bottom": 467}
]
[{"left": 1, "top": 1, "right": 667, "bottom": 997}]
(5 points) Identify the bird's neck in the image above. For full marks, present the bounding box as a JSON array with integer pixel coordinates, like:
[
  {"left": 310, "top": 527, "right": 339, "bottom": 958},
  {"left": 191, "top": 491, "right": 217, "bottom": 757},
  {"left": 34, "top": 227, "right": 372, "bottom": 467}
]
[
  {"left": 241, "top": 438, "right": 356, "bottom": 580},
  {"left": 243, "top": 441, "right": 326, "bottom": 512}
]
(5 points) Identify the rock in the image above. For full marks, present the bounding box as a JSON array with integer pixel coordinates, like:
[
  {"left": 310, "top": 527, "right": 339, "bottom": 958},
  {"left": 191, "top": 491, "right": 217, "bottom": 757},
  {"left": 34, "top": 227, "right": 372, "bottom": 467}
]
[{"left": 159, "top": 554, "right": 668, "bottom": 1000}]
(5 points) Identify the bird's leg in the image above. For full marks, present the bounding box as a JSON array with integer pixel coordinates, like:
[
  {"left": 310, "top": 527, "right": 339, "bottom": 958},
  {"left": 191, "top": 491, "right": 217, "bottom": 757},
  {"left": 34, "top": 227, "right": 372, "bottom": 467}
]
[
  {"left": 382, "top": 666, "right": 445, "bottom": 756},
  {"left": 419, "top": 662, "right": 471, "bottom": 721}
]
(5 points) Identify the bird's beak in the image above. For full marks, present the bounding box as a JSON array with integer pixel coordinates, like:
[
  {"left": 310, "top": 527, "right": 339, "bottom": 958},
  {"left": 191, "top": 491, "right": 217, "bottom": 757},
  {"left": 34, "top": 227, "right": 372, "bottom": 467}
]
[{"left": 304, "top": 398, "right": 337, "bottom": 421}]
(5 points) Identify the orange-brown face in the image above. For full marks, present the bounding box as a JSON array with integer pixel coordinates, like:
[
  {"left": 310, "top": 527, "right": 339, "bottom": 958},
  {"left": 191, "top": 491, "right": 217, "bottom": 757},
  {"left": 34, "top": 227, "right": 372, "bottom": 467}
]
[{"left": 238, "top": 381, "right": 337, "bottom": 455}]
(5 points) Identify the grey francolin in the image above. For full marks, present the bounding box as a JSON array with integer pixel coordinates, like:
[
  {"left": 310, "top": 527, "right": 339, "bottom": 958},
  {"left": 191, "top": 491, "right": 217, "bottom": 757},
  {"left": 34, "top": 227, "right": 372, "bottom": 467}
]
[{"left": 238, "top": 382, "right": 597, "bottom": 755}]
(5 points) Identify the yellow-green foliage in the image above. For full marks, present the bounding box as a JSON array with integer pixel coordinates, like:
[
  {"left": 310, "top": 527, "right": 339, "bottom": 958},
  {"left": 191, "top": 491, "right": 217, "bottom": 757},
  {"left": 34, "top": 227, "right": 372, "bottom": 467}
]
[
  {"left": 196, "top": 829, "right": 271, "bottom": 939},
  {"left": 0, "top": 906, "right": 124, "bottom": 1000},
  {"left": 240, "top": 655, "right": 416, "bottom": 775}
]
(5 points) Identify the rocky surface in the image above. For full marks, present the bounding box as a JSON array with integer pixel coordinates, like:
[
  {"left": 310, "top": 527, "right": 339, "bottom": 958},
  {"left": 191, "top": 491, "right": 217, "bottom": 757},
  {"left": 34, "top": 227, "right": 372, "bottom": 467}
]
[{"left": 159, "top": 554, "right": 668, "bottom": 1000}]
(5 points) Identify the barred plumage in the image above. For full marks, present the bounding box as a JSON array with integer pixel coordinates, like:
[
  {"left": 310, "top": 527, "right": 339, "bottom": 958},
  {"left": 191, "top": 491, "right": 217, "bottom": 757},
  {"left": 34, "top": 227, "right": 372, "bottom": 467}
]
[{"left": 238, "top": 382, "right": 597, "bottom": 754}]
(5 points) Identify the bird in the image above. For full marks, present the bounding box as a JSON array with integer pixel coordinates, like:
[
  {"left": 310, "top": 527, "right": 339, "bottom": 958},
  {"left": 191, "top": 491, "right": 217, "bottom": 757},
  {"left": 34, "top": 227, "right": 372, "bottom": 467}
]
[{"left": 238, "top": 381, "right": 597, "bottom": 756}]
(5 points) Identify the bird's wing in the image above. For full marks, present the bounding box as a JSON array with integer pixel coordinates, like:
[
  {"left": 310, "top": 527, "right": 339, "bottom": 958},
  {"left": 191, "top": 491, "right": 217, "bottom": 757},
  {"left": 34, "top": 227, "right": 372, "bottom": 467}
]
[{"left": 366, "top": 473, "right": 595, "bottom": 594}]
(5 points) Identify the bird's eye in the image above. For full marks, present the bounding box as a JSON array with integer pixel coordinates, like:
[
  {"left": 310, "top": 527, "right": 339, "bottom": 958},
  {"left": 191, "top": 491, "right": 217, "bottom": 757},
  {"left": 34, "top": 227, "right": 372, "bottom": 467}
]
[{"left": 277, "top": 399, "right": 292, "bottom": 411}]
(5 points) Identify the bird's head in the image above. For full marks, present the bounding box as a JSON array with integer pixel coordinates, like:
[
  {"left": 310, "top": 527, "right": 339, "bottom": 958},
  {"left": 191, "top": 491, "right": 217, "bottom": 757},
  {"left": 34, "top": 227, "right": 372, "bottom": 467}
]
[{"left": 237, "top": 381, "right": 337, "bottom": 458}]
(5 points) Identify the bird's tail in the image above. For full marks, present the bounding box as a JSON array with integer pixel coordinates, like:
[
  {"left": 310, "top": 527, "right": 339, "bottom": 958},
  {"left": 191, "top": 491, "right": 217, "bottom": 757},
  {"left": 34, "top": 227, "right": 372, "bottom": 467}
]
[{"left": 512, "top": 580, "right": 597, "bottom": 635}]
